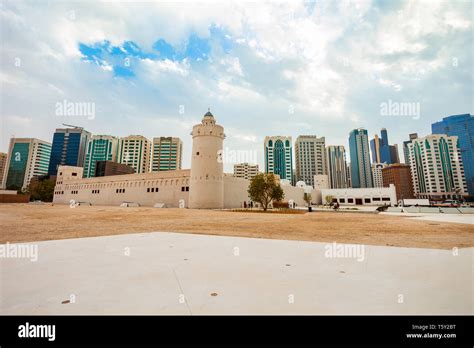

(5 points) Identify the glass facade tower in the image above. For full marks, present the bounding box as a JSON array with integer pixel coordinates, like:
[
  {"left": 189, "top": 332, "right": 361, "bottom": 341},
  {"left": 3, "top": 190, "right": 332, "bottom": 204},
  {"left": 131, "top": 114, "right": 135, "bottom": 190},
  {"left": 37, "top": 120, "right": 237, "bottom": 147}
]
[
  {"left": 48, "top": 126, "right": 91, "bottom": 176},
  {"left": 349, "top": 128, "right": 373, "bottom": 188},
  {"left": 432, "top": 114, "right": 474, "bottom": 195}
]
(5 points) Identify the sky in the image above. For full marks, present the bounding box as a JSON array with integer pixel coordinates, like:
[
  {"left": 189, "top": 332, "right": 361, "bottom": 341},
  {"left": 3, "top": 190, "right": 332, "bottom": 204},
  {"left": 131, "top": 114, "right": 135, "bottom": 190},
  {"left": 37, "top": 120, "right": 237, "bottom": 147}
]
[{"left": 1, "top": 0, "right": 472, "bottom": 172}]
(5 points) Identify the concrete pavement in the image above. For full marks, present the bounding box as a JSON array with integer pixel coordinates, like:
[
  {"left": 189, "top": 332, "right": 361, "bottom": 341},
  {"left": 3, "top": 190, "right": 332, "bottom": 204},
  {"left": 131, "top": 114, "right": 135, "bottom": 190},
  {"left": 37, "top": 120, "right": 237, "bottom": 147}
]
[
  {"left": 381, "top": 212, "right": 474, "bottom": 225},
  {"left": 1, "top": 231, "right": 472, "bottom": 314}
]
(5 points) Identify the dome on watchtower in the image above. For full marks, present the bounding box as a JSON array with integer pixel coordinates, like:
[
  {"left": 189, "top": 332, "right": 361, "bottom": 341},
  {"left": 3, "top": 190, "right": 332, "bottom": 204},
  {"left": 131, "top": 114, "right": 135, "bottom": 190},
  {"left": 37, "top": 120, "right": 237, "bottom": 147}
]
[{"left": 202, "top": 108, "right": 216, "bottom": 125}]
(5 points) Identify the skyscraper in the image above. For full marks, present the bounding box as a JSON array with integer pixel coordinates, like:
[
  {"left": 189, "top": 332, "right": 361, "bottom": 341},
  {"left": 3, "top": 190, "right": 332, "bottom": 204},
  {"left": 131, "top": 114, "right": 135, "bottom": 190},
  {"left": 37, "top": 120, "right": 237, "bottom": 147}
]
[
  {"left": 390, "top": 144, "right": 400, "bottom": 164},
  {"left": 370, "top": 128, "right": 399, "bottom": 164},
  {"left": 3, "top": 138, "right": 51, "bottom": 190},
  {"left": 264, "top": 136, "right": 293, "bottom": 182},
  {"left": 151, "top": 137, "right": 183, "bottom": 172},
  {"left": 48, "top": 125, "right": 91, "bottom": 176},
  {"left": 408, "top": 134, "right": 467, "bottom": 199},
  {"left": 233, "top": 163, "right": 259, "bottom": 180},
  {"left": 346, "top": 162, "right": 352, "bottom": 188},
  {"left": 326, "top": 145, "right": 348, "bottom": 188},
  {"left": 84, "top": 135, "right": 119, "bottom": 178},
  {"left": 432, "top": 114, "right": 474, "bottom": 195},
  {"left": 295, "top": 135, "right": 326, "bottom": 187},
  {"left": 382, "top": 164, "right": 414, "bottom": 200},
  {"left": 370, "top": 134, "right": 382, "bottom": 163},
  {"left": 349, "top": 128, "right": 373, "bottom": 188},
  {"left": 117, "top": 135, "right": 151, "bottom": 174},
  {"left": 403, "top": 133, "right": 418, "bottom": 164},
  {"left": 371, "top": 162, "right": 387, "bottom": 188}
]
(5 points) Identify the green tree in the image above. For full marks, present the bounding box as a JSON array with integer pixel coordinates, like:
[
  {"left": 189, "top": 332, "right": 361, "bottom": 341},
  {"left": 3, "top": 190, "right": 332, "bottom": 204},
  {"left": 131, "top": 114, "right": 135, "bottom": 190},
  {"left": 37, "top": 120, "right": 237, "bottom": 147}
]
[
  {"left": 26, "top": 179, "right": 55, "bottom": 202},
  {"left": 325, "top": 195, "right": 334, "bottom": 206},
  {"left": 248, "top": 173, "right": 284, "bottom": 211}
]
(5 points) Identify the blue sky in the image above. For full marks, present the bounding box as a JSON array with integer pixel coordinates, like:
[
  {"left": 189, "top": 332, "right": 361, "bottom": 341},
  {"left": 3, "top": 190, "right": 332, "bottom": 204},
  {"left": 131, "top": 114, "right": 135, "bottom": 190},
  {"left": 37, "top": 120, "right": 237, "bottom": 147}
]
[{"left": 1, "top": 0, "right": 472, "bottom": 172}]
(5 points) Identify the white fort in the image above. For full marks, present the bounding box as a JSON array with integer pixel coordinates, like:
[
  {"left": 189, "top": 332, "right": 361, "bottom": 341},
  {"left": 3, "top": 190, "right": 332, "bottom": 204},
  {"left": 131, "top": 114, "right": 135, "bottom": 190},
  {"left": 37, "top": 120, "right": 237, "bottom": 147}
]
[{"left": 52, "top": 110, "right": 397, "bottom": 208}]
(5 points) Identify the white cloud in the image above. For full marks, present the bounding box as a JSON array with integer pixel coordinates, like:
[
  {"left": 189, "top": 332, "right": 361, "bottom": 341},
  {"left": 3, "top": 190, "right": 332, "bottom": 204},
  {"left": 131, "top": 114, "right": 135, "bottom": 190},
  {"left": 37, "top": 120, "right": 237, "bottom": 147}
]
[
  {"left": 4, "top": 115, "right": 32, "bottom": 128},
  {"left": 220, "top": 56, "right": 244, "bottom": 77},
  {"left": 0, "top": 0, "right": 472, "bottom": 171},
  {"left": 141, "top": 58, "right": 190, "bottom": 77}
]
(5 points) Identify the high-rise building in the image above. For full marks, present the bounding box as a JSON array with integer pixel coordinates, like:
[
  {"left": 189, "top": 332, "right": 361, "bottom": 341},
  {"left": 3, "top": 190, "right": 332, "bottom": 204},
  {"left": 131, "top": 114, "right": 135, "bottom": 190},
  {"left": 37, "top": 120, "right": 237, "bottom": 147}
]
[
  {"left": 233, "top": 163, "right": 259, "bottom": 180},
  {"left": 370, "top": 134, "right": 383, "bottom": 163},
  {"left": 264, "top": 136, "right": 293, "bottom": 183},
  {"left": 3, "top": 138, "right": 51, "bottom": 190},
  {"left": 349, "top": 128, "right": 373, "bottom": 188},
  {"left": 403, "top": 133, "right": 418, "bottom": 164},
  {"left": 48, "top": 125, "right": 91, "bottom": 176},
  {"left": 291, "top": 169, "right": 296, "bottom": 186},
  {"left": 408, "top": 134, "right": 467, "bottom": 199},
  {"left": 370, "top": 128, "right": 399, "bottom": 164},
  {"left": 0, "top": 152, "right": 7, "bottom": 188},
  {"left": 326, "top": 145, "right": 348, "bottom": 188},
  {"left": 151, "top": 137, "right": 183, "bottom": 172},
  {"left": 382, "top": 164, "right": 414, "bottom": 200},
  {"left": 117, "top": 135, "right": 151, "bottom": 174},
  {"left": 346, "top": 162, "right": 352, "bottom": 188},
  {"left": 84, "top": 135, "right": 119, "bottom": 178},
  {"left": 295, "top": 135, "right": 326, "bottom": 187},
  {"left": 432, "top": 114, "right": 474, "bottom": 195},
  {"left": 371, "top": 162, "right": 387, "bottom": 188},
  {"left": 390, "top": 144, "right": 400, "bottom": 164}
]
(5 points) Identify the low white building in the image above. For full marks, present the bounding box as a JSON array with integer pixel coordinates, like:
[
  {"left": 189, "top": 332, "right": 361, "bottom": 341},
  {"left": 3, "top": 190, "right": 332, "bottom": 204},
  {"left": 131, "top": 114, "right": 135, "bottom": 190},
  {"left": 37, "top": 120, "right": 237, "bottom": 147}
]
[
  {"left": 53, "top": 112, "right": 310, "bottom": 209},
  {"left": 313, "top": 174, "right": 329, "bottom": 189},
  {"left": 321, "top": 184, "right": 397, "bottom": 206},
  {"left": 53, "top": 165, "right": 309, "bottom": 208}
]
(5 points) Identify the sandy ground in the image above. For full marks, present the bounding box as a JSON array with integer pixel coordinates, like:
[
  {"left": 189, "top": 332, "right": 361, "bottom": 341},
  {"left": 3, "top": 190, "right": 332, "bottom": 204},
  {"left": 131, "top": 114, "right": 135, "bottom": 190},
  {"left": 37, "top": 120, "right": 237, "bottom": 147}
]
[{"left": 0, "top": 204, "right": 472, "bottom": 249}]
